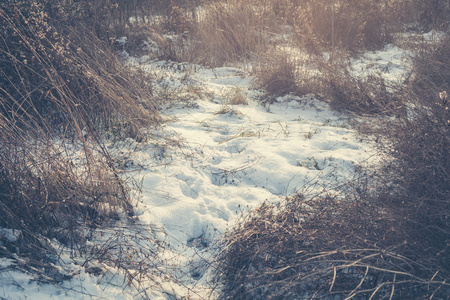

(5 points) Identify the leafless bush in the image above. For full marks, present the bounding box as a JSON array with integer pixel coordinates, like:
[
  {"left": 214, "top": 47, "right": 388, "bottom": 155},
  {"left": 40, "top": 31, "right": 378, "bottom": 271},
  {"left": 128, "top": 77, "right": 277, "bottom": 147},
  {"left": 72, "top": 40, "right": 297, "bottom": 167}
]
[
  {"left": 214, "top": 192, "right": 449, "bottom": 299},
  {"left": 371, "top": 34, "right": 450, "bottom": 280},
  {"left": 409, "top": 34, "right": 450, "bottom": 99},
  {"left": 322, "top": 66, "right": 403, "bottom": 116},
  {"left": 0, "top": 1, "right": 163, "bottom": 288},
  {"left": 375, "top": 102, "right": 450, "bottom": 272}
]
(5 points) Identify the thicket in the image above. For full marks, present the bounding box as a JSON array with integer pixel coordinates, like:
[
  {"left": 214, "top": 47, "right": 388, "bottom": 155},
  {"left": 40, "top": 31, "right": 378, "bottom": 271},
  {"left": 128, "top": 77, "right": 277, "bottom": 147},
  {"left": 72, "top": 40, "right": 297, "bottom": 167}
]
[
  {"left": 215, "top": 193, "right": 449, "bottom": 299},
  {"left": 215, "top": 36, "right": 450, "bottom": 294},
  {"left": 376, "top": 34, "right": 450, "bottom": 273},
  {"left": 210, "top": 1, "right": 450, "bottom": 299},
  {"left": 0, "top": 0, "right": 162, "bottom": 288},
  {"left": 185, "top": 0, "right": 396, "bottom": 67},
  {"left": 181, "top": 0, "right": 448, "bottom": 114}
]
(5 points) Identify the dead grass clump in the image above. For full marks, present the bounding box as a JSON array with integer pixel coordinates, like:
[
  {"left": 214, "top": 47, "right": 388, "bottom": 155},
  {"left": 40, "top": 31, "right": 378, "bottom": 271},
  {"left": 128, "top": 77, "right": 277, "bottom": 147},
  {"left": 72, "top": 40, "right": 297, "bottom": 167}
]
[
  {"left": 409, "top": 34, "right": 450, "bottom": 100},
  {"left": 375, "top": 101, "right": 450, "bottom": 271},
  {"left": 254, "top": 53, "right": 299, "bottom": 99},
  {"left": 254, "top": 50, "right": 403, "bottom": 115},
  {"left": 186, "top": 0, "right": 272, "bottom": 66},
  {"left": 0, "top": 134, "right": 127, "bottom": 245},
  {"left": 0, "top": 1, "right": 164, "bottom": 287},
  {"left": 324, "top": 69, "right": 402, "bottom": 116},
  {"left": 253, "top": 51, "right": 318, "bottom": 101},
  {"left": 223, "top": 87, "right": 248, "bottom": 106},
  {"left": 371, "top": 35, "right": 450, "bottom": 279},
  {"left": 215, "top": 193, "right": 449, "bottom": 299},
  {"left": 294, "top": 0, "right": 393, "bottom": 53},
  {"left": 0, "top": 2, "right": 160, "bottom": 138}
]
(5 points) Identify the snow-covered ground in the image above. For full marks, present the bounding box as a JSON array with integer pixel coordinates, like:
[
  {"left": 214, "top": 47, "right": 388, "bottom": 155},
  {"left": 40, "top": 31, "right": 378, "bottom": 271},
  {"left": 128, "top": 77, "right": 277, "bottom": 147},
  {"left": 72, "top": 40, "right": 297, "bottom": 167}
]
[
  {"left": 0, "top": 43, "right": 408, "bottom": 299},
  {"left": 351, "top": 43, "right": 410, "bottom": 83}
]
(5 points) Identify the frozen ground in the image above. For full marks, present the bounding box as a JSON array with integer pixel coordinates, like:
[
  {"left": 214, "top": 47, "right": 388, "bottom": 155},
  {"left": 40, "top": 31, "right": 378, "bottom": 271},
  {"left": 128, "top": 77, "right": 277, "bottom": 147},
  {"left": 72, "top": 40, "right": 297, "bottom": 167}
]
[{"left": 0, "top": 43, "right": 408, "bottom": 299}]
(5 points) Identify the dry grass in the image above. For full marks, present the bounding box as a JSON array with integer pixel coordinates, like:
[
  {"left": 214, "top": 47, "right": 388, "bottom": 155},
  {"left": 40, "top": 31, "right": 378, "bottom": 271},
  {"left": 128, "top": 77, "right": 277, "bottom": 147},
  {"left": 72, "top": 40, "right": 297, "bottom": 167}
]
[
  {"left": 2, "top": 0, "right": 449, "bottom": 296},
  {"left": 223, "top": 87, "right": 248, "bottom": 106},
  {"left": 306, "top": 1, "right": 392, "bottom": 52},
  {"left": 322, "top": 67, "right": 403, "bottom": 116},
  {"left": 253, "top": 52, "right": 300, "bottom": 99},
  {"left": 253, "top": 49, "right": 403, "bottom": 116},
  {"left": 408, "top": 34, "right": 450, "bottom": 99},
  {"left": 253, "top": 49, "right": 320, "bottom": 101},
  {"left": 185, "top": 0, "right": 276, "bottom": 66},
  {"left": 370, "top": 35, "right": 450, "bottom": 281},
  {"left": 397, "top": 0, "right": 450, "bottom": 30},
  {"left": 214, "top": 191, "right": 450, "bottom": 299},
  {"left": 0, "top": 1, "right": 164, "bottom": 289},
  {"left": 214, "top": 22, "right": 450, "bottom": 300},
  {"left": 155, "top": 0, "right": 448, "bottom": 68}
]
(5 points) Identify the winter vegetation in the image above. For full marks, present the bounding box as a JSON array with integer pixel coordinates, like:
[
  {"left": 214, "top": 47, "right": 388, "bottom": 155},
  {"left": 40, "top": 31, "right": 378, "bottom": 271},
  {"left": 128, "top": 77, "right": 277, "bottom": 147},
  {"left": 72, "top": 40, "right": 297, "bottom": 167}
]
[{"left": 0, "top": 0, "right": 449, "bottom": 299}]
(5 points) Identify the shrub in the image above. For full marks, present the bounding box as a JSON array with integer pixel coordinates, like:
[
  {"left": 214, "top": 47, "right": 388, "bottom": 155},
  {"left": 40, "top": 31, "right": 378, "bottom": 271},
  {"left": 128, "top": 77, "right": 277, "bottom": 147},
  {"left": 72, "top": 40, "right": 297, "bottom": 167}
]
[
  {"left": 0, "top": 1, "right": 160, "bottom": 138},
  {"left": 409, "top": 34, "right": 450, "bottom": 99},
  {"left": 215, "top": 32, "right": 450, "bottom": 300},
  {"left": 215, "top": 193, "right": 449, "bottom": 299},
  {"left": 186, "top": 0, "right": 276, "bottom": 66},
  {"left": 411, "top": 0, "right": 450, "bottom": 30},
  {"left": 323, "top": 67, "right": 403, "bottom": 115},
  {"left": 0, "top": 0, "right": 162, "bottom": 284},
  {"left": 293, "top": 0, "right": 393, "bottom": 53},
  {"left": 373, "top": 34, "right": 450, "bottom": 277}
]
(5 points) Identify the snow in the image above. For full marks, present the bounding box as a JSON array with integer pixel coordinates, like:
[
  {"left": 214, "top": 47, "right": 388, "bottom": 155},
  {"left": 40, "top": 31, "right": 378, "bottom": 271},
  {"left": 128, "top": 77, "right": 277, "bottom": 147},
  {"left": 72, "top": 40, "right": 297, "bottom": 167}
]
[
  {"left": 351, "top": 43, "right": 410, "bottom": 84},
  {"left": 0, "top": 229, "right": 21, "bottom": 243},
  {"left": 0, "top": 41, "right": 411, "bottom": 299},
  {"left": 0, "top": 255, "right": 136, "bottom": 299}
]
